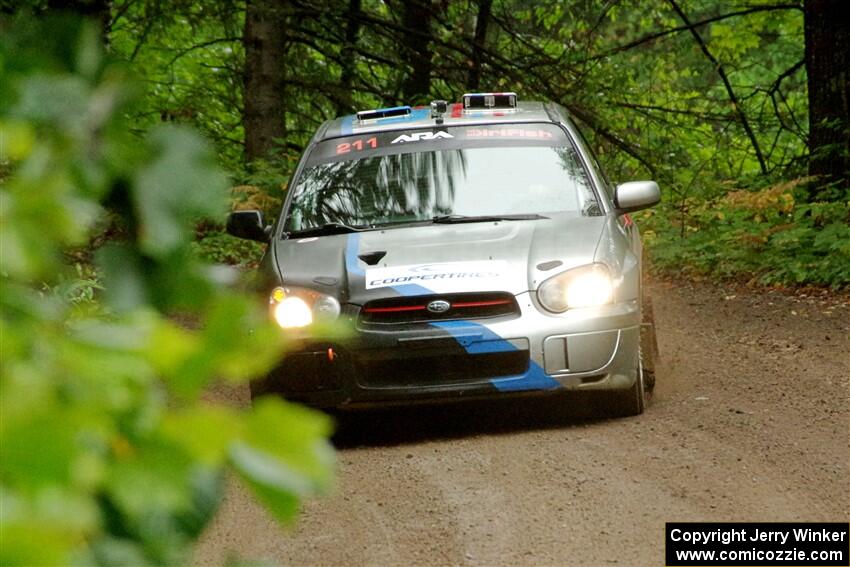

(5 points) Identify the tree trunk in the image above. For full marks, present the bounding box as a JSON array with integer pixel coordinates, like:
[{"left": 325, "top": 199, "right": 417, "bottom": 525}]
[
  {"left": 46, "top": 0, "right": 111, "bottom": 39},
  {"left": 467, "top": 0, "right": 491, "bottom": 91},
  {"left": 335, "top": 0, "right": 361, "bottom": 115},
  {"left": 399, "top": 0, "right": 432, "bottom": 104},
  {"left": 804, "top": 0, "right": 850, "bottom": 197},
  {"left": 243, "top": 0, "right": 288, "bottom": 163}
]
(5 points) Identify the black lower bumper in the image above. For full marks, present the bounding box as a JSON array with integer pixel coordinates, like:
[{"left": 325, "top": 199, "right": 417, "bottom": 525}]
[{"left": 251, "top": 341, "right": 532, "bottom": 407}]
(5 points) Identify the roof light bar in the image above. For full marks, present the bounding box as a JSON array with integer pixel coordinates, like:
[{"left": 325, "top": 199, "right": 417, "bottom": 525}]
[
  {"left": 356, "top": 105, "right": 412, "bottom": 122},
  {"left": 462, "top": 92, "right": 518, "bottom": 110}
]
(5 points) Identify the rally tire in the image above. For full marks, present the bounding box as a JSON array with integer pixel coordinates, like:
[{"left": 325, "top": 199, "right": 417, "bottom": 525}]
[
  {"left": 640, "top": 289, "right": 660, "bottom": 392},
  {"left": 607, "top": 359, "right": 646, "bottom": 417}
]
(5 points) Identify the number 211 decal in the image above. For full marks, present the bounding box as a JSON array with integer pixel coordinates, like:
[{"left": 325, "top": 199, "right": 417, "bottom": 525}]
[{"left": 336, "top": 137, "right": 378, "bottom": 154}]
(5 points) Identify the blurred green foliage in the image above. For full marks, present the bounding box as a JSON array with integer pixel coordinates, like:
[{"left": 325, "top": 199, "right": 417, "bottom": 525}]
[{"left": 0, "top": 16, "right": 333, "bottom": 566}]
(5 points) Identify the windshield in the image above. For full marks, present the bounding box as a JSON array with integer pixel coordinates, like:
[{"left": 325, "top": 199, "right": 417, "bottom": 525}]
[{"left": 283, "top": 124, "right": 600, "bottom": 233}]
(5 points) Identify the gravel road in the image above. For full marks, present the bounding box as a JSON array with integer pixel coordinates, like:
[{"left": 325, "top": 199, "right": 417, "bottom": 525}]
[{"left": 194, "top": 280, "right": 850, "bottom": 566}]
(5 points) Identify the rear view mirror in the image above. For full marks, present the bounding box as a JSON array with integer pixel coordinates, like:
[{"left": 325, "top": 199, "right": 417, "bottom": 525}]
[
  {"left": 614, "top": 181, "right": 660, "bottom": 214},
  {"left": 226, "top": 210, "right": 270, "bottom": 242}
]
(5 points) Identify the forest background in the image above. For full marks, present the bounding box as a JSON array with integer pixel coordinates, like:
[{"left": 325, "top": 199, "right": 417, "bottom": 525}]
[{"left": 32, "top": 0, "right": 850, "bottom": 285}]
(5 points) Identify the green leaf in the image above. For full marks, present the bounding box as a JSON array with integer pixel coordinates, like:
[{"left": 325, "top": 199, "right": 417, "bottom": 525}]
[
  {"left": 79, "top": 536, "right": 153, "bottom": 567},
  {"left": 133, "top": 126, "right": 228, "bottom": 257},
  {"left": 0, "top": 120, "right": 35, "bottom": 160},
  {"left": 0, "top": 486, "right": 99, "bottom": 567},
  {"left": 106, "top": 439, "right": 194, "bottom": 520},
  {"left": 230, "top": 398, "right": 335, "bottom": 524},
  {"left": 96, "top": 245, "right": 155, "bottom": 313},
  {"left": 174, "top": 467, "right": 225, "bottom": 540},
  {"left": 229, "top": 443, "right": 306, "bottom": 523},
  {"left": 0, "top": 412, "right": 79, "bottom": 489},
  {"left": 242, "top": 398, "right": 335, "bottom": 483},
  {"left": 161, "top": 406, "right": 243, "bottom": 465}
]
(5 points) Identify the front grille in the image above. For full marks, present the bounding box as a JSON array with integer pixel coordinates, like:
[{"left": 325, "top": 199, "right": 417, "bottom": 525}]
[
  {"left": 356, "top": 350, "right": 528, "bottom": 387},
  {"left": 359, "top": 292, "right": 519, "bottom": 325}
]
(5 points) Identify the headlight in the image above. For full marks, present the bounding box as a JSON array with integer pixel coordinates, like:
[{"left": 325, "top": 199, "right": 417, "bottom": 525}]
[
  {"left": 537, "top": 264, "right": 613, "bottom": 312},
  {"left": 273, "top": 296, "right": 313, "bottom": 328},
  {"left": 269, "top": 286, "right": 341, "bottom": 329}
]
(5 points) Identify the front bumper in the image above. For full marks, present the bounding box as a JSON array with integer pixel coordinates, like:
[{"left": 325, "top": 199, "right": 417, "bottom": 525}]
[{"left": 255, "top": 292, "right": 641, "bottom": 407}]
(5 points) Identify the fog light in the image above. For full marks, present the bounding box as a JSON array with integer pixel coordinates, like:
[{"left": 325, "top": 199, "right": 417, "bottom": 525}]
[{"left": 313, "top": 295, "right": 341, "bottom": 320}]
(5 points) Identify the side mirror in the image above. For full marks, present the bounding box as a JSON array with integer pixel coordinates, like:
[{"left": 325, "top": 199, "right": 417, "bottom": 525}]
[
  {"left": 226, "top": 210, "right": 270, "bottom": 242},
  {"left": 614, "top": 181, "right": 660, "bottom": 214}
]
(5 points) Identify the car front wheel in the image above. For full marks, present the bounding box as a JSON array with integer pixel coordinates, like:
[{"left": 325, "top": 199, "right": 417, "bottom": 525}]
[{"left": 607, "top": 355, "right": 647, "bottom": 417}]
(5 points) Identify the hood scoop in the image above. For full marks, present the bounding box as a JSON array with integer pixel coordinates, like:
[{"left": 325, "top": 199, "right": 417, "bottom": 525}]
[
  {"left": 312, "top": 276, "right": 339, "bottom": 287},
  {"left": 358, "top": 250, "right": 386, "bottom": 266},
  {"left": 537, "top": 260, "right": 563, "bottom": 271}
]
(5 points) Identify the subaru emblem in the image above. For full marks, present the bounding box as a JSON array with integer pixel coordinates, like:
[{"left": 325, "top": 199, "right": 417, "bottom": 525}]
[{"left": 427, "top": 300, "right": 451, "bottom": 313}]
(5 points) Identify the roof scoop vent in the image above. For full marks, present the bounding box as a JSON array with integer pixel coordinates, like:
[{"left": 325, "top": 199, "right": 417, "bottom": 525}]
[
  {"left": 358, "top": 251, "right": 386, "bottom": 265},
  {"left": 537, "top": 260, "right": 563, "bottom": 271},
  {"left": 356, "top": 106, "right": 411, "bottom": 122}
]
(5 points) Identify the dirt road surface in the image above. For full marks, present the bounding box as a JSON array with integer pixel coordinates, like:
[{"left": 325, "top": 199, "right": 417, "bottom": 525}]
[{"left": 194, "top": 281, "right": 850, "bottom": 566}]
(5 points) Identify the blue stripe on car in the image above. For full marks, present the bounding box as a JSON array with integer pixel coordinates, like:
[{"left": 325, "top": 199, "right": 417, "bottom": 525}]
[
  {"left": 345, "top": 232, "right": 364, "bottom": 276},
  {"left": 489, "top": 363, "right": 562, "bottom": 392},
  {"left": 430, "top": 320, "right": 561, "bottom": 392},
  {"left": 346, "top": 232, "right": 431, "bottom": 296},
  {"left": 340, "top": 115, "right": 355, "bottom": 135},
  {"left": 429, "top": 320, "right": 515, "bottom": 353}
]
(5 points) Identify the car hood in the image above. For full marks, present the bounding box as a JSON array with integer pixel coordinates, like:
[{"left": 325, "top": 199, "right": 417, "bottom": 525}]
[{"left": 272, "top": 213, "right": 606, "bottom": 304}]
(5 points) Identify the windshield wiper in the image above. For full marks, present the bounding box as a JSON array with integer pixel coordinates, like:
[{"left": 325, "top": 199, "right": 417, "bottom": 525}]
[
  {"left": 296, "top": 214, "right": 549, "bottom": 235},
  {"left": 284, "top": 222, "right": 367, "bottom": 238},
  {"left": 431, "top": 213, "right": 548, "bottom": 224},
  {"left": 367, "top": 219, "right": 435, "bottom": 229},
  {"left": 366, "top": 214, "right": 549, "bottom": 229}
]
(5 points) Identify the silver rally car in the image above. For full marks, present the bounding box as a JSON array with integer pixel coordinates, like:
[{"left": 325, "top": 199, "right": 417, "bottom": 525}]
[{"left": 227, "top": 93, "right": 661, "bottom": 416}]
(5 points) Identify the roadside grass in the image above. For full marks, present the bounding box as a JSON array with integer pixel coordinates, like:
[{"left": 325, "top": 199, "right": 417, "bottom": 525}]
[{"left": 641, "top": 179, "right": 850, "bottom": 290}]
